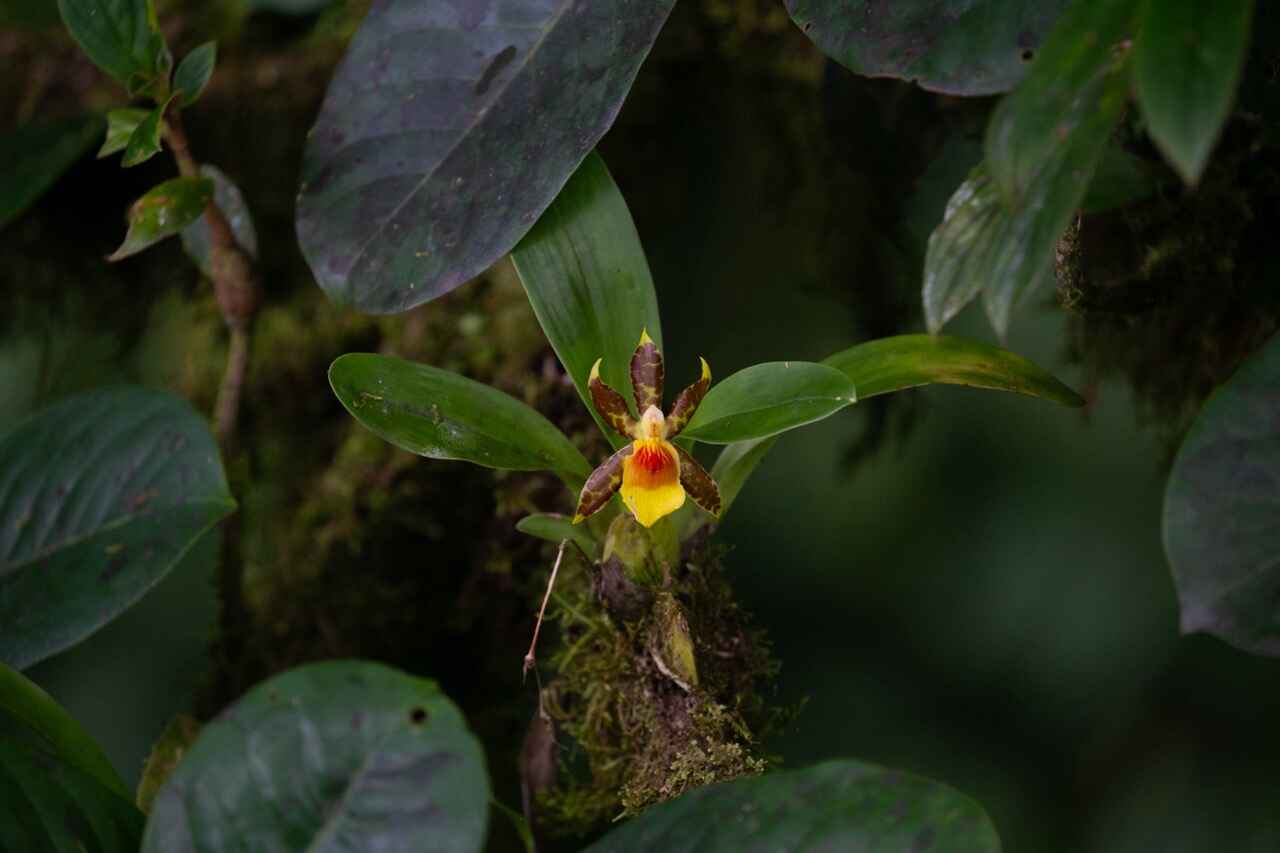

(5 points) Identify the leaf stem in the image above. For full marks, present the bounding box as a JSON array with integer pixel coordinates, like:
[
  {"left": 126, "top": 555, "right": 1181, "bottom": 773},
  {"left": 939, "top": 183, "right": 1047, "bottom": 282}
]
[{"left": 163, "top": 111, "right": 260, "bottom": 449}]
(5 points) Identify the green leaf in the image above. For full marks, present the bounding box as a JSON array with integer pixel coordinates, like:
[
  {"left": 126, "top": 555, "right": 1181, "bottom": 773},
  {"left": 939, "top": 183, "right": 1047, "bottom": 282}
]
[
  {"left": 97, "top": 107, "right": 150, "bottom": 159},
  {"left": 961, "top": 0, "right": 1138, "bottom": 335},
  {"left": 120, "top": 92, "right": 176, "bottom": 168},
  {"left": 584, "top": 759, "right": 1000, "bottom": 852},
  {"left": 923, "top": 166, "right": 1000, "bottom": 331},
  {"left": 0, "top": 387, "right": 235, "bottom": 669},
  {"left": 1135, "top": 0, "right": 1254, "bottom": 185},
  {"left": 681, "top": 362, "right": 858, "bottom": 445},
  {"left": 180, "top": 164, "right": 258, "bottom": 277},
  {"left": 986, "top": 0, "right": 1139, "bottom": 206},
  {"left": 296, "top": 0, "right": 677, "bottom": 314},
  {"left": 125, "top": 30, "right": 172, "bottom": 100},
  {"left": 0, "top": 662, "right": 126, "bottom": 796},
  {"left": 511, "top": 152, "right": 663, "bottom": 450},
  {"left": 823, "top": 334, "right": 1085, "bottom": 406},
  {"left": 0, "top": 663, "right": 143, "bottom": 851},
  {"left": 784, "top": 1, "right": 1071, "bottom": 96},
  {"left": 57, "top": 0, "right": 164, "bottom": 88},
  {"left": 516, "top": 513, "right": 600, "bottom": 560},
  {"left": 924, "top": 136, "right": 1120, "bottom": 337},
  {"left": 108, "top": 176, "right": 213, "bottom": 262},
  {"left": 172, "top": 41, "right": 216, "bottom": 107},
  {"left": 142, "top": 661, "right": 490, "bottom": 852},
  {"left": 1164, "top": 332, "right": 1280, "bottom": 656},
  {"left": 329, "top": 353, "right": 593, "bottom": 484},
  {"left": 693, "top": 334, "right": 1085, "bottom": 534},
  {"left": 0, "top": 115, "right": 104, "bottom": 230},
  {"left": 0, "top": 737, "right": 144, "bottom": 852}
]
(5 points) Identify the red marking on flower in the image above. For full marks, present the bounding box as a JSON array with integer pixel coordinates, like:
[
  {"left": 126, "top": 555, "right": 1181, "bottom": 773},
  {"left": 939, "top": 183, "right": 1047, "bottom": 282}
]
[{"left": 633, "top": 443, "right": 670, "bottom": 474}]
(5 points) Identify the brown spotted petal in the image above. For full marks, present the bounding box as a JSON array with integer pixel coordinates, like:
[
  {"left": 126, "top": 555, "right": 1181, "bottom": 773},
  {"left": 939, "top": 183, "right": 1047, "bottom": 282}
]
[
  {"left": 630, "top": 329, "right": 664, "bottom": 414},
  {"left": 674, "top": 445, "right": 721, "bottom": 518},
  {"left": 665, "top": 357, "right": 711, "bottom": 437},
  {"left": 589, "top": 358, "right": 638, "bottom": 438},
  {"left": 573, "top": 444, "right": 634, "bottom": 523}
]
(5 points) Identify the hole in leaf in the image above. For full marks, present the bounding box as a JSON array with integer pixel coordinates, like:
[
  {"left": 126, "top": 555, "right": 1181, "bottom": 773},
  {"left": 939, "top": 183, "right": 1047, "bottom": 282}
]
[
  {"left": 410, "top": 707, "right": 428, "bottom": 725},
  {"left": 1021, "top": 49, "right": 1035, "bottom": 62}
]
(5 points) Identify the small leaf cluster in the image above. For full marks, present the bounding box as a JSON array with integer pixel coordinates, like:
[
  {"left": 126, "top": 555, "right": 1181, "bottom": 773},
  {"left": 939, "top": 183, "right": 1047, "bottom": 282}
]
[{"left": 58, "top": 0, "right": 220, "bottom": 259}]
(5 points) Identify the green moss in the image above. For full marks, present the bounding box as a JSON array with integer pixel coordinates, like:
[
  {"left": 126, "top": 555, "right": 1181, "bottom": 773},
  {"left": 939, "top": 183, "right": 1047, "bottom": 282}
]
[{"left": 534, "top": 536, "right": 782, "bottom": 837}]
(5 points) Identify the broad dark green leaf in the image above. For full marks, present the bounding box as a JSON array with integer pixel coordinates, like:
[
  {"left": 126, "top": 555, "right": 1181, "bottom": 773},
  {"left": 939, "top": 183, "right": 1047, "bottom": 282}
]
[
  {"left": 329, "top": 353, "right": 592, "bottom": 483},
  {"left": 584, "top": 759, "right": 1000, "bottom": 852},
  {"left": 824, "top": 334, "right": 1085, "bottom": 406},
  {"left": 108, "top": 176, "right": 213, "bottom": 262},
  {"left": 784, "top": 0, "right": 1070, "bottom": 96},
  {"left": 1164, "top": 332, "right": 1280, "bottom": 656},
  {"left": 121, "top": 92, "right": 175, "bottom": 168},
  {"left": 0, "top": 115, "right": 104, "bottom": 230},
  {"left": 516, "top": 513, "right": 600, "bottom": 561},
  {"left": 97, "top": 107, "right": 149, "bottom": 159},
  {"left": 0, "top": 737, "right": 144, "bottom": 852},
  {"left": 681, "top": 362, "right": 857, "bottom": 445},
  {"left": 0, "top": 662, "right": 125, "bottom": 796},
  {"left": 180, "top": 165, "right": 258, "bottom": 277},
  {"left": 511, "top": 152, "right": 663, "bottom": 450},
  {"left": 173, "top": 41, "right": 216, "bottom": 107},
  {"left": 1135, "top": 0, "right": 1253, "bottom": 185},
  {"left": 296, "top": 0, "right": 676, "bottom": 314},
  {"left": 142, "top": 661, "right": 490, "bottom": 853},
  {"left": 0, "top": 387, "right": 235, "bottom": 669},
  {"left": 57, "top": 0, "right": 164, "bottom": 87}
]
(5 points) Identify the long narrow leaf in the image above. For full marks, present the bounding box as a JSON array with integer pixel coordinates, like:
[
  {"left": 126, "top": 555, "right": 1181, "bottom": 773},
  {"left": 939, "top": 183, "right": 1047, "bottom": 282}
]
[
  {"left": 329, "top": 353, "right": 592, "bottom": 485},
  {"left": 511, "top": 153, "right": 663, "bottom": 449}
]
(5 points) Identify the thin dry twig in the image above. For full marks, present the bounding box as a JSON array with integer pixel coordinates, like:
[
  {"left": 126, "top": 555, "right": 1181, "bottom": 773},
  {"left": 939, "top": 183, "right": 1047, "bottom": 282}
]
[{"left": 523, "top": 539, "right": 568, "bottom": 681}]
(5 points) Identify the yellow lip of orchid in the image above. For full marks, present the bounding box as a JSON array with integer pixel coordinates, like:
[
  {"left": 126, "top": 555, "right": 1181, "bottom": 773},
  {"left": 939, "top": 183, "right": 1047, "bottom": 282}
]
[{"left": 573, "top": 331, "right": 721, "bottom": 528}]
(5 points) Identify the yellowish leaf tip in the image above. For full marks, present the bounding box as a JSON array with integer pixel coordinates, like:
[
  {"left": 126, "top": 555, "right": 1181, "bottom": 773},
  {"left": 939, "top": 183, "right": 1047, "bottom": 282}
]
[
  {"left": 638, "top": 328, "right": 654, "bottom": 347},
  {"left": 698, "top": 356, "right": 711, "bottom": 382},
  {"left": 571, "top": 514, "right": 585, "bottom": 525},
  {"left": 588, "top": 357, "right": 602, "bottom": 383}
]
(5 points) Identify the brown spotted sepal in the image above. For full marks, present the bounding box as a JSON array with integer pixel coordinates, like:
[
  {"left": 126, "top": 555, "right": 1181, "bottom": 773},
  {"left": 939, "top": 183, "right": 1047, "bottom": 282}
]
[
  {"left": 630, "top": 328, "right": 664, "bottom": 414},
  {"left": 674, "top": 444, "right": 721, "bottom": 518},
  {"left": 665, "top": 357, "right": 711, "bottom": 438},
  {"left": 577, "top": 338, "right": 722, "bottom": 529},
  {"left": 573, "top": 444, "right": 633, "bottom": 523},
  {"left": 588, "top": 358, "right": 638, "bottom": 438}
]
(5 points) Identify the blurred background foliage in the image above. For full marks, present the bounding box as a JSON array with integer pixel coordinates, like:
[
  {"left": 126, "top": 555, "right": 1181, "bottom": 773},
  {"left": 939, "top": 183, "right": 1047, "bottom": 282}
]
[{"left": 4, "top": 0, "right": 1280, "bottom": 850}]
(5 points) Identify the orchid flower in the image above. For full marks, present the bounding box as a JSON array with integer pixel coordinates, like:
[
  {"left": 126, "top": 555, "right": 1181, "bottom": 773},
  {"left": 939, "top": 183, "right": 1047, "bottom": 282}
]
[{"left": 572, "top": 331, "right": 722, "bottom": 528}]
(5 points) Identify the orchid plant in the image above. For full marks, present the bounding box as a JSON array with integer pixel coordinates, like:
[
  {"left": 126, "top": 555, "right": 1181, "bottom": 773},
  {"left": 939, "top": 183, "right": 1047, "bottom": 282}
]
[
  {"left": 323, "top": 151, "right": 1087, "bottom": 838},
  {"left": 329, "top": 151, "right": 1086, "bottom": 571}
]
